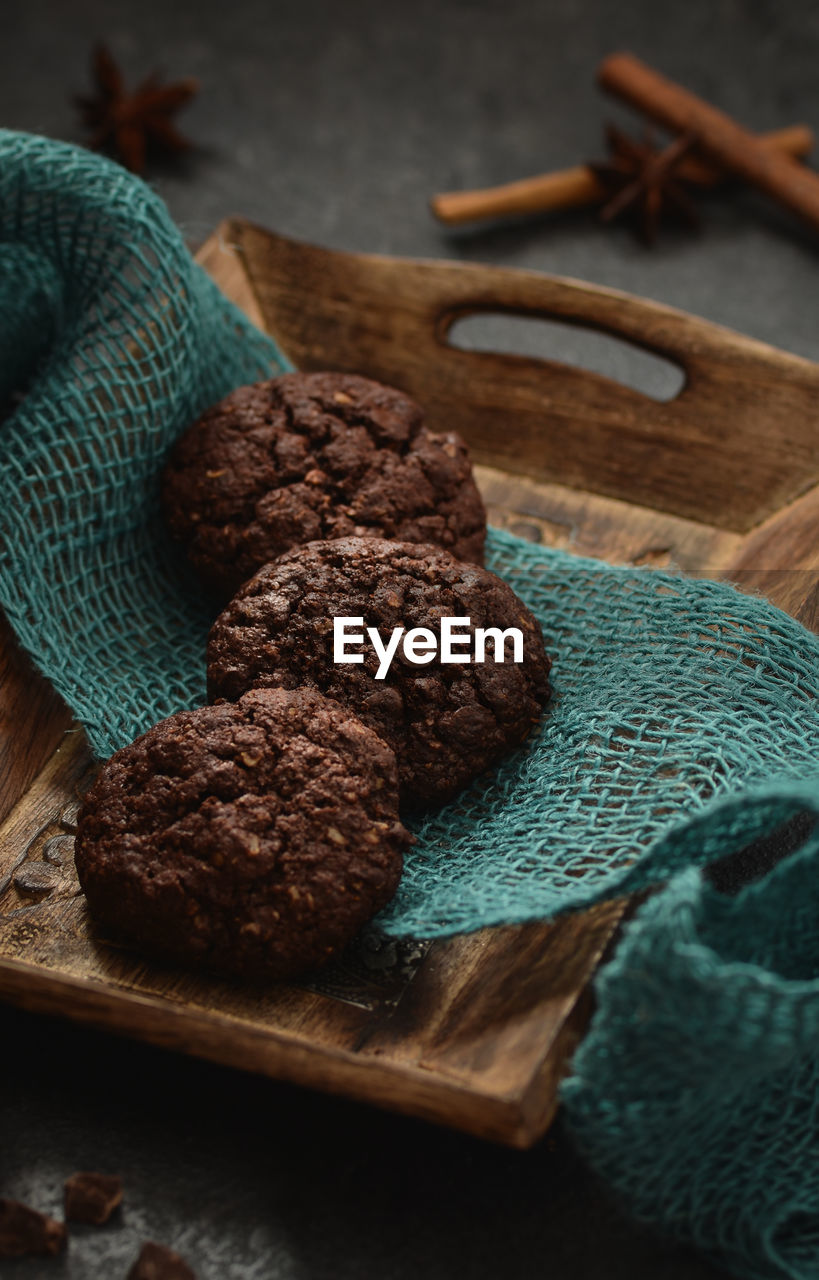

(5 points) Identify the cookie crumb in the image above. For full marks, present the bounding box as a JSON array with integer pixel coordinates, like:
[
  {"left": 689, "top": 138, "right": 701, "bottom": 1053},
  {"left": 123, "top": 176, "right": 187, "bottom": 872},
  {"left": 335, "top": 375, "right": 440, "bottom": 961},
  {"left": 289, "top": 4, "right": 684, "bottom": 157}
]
[
  {"left": 64, "top": 1171, "right": 123, "bottom": 1225},
  {"left": 0, "top": 1197, "right": 67, "bottom": 1257},
  {"left": 127, "top": 1240, "right": 197, "bottom": 1279}
]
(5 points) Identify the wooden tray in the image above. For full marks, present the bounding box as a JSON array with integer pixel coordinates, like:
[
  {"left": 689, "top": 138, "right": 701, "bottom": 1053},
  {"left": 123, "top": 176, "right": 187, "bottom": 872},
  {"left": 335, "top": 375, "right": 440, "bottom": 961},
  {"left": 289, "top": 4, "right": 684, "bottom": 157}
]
[{"left": 2, "top": 220, "right": 818, "bottom": 1148}]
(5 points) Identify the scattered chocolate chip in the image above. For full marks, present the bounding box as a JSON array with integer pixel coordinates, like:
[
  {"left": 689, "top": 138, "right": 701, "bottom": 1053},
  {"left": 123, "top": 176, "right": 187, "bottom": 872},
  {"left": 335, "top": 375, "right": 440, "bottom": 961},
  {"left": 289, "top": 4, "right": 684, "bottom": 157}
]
[
  {"left": 13, "top": 861, "right": 60, "bottom": 896},
  {"left": 64, "top": 1171, "right": 123, "bottom": 1225},
  {"left": 0, "top": 1197, "right": 67, "bottom": 1257},
  {"left": 127, "top": 1241, "right": 198, "bottom": 1279}
]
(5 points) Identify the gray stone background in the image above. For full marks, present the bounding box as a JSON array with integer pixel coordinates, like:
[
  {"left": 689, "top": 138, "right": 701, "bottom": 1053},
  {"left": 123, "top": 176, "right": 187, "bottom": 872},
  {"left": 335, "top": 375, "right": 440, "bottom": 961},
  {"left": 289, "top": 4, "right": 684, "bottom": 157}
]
[{"left": 2, "top": 0, "right": 818, "bottom": 1276}]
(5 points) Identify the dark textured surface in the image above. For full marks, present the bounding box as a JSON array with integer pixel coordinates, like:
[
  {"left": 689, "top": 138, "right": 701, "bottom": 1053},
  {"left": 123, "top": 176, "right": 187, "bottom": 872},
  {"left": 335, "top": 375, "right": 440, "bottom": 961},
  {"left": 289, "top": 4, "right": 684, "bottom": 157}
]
[
  {"left": 207, "top": 537, "right": 551, "bottom": 809},
  {"left": 2, "top": 0, "right": 818, "bottom": 1276},
  {"left": 75, "top": 688, "right": 408, "bottom": 979},
  {"left": 0, "top": 1004, "right": 728, "bottom": 1280},
  {"left": 162, "top": 372, "right": 486, "bottom": 599}
]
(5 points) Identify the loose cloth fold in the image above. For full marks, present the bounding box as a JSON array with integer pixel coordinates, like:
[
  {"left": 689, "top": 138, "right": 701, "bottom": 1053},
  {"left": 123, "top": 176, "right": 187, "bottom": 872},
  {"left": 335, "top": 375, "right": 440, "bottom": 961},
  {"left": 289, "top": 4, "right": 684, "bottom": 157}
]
[
  {"left": 562, "top": 806, "right": 819, "bottom": 1280},
  {"left": 0, "top": 129, "right": 291, "bottom": 752},
  {"left": 2, "top": 130, "right": 818, "bottom": 1280}
]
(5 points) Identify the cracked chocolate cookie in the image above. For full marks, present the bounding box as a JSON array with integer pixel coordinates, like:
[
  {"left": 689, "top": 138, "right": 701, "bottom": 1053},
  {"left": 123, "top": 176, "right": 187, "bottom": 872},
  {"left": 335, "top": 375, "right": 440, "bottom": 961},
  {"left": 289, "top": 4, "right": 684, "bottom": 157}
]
[
  {"left": 161, "top": 371, "right": 486, "bottom": 597},
  {"left": 207, "top": 537, "right": 552, "bottom": 809},
  {"left": 74, "top": 688, "right": 410, "bottom": 981}
]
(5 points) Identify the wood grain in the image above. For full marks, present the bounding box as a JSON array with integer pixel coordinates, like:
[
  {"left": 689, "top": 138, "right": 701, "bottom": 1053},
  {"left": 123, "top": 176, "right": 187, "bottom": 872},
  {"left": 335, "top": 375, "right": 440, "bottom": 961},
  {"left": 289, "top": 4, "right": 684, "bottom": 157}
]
[
  {"left": 0, "top": 715, "right": 621, "bottom": 1147},
  {"left": 0, "top": 617, "right": 72, "bottom": 827},
  {"left": 2, "top": 221, "right": 818, "bottom": 1148},
  {"left": 228, "top": 218, "right": 819, "bottom": 534}
]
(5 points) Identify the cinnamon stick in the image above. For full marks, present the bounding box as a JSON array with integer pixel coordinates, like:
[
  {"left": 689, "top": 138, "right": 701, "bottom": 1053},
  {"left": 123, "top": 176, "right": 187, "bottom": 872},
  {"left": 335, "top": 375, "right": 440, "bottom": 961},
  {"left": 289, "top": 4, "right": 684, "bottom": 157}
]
[
  {"left": 431, "top": 124, "right": 813, "bottom": 225},
  {"left": 598, "top": 53, "right": 819, "bottom": 235}
]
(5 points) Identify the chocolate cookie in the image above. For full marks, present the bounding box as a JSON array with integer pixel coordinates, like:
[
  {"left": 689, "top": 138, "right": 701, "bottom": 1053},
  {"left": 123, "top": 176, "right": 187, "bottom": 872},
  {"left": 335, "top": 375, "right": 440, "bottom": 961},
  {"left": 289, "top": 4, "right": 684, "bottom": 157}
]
[
  {"left": 162, "top": 371, "right": 486, "bottom": 597},
  {"left": 74, "top": 688, "right": 410, "bottom": 981},
  {"left": 207, "top": 538, "right": 552, "bottom": 809}
]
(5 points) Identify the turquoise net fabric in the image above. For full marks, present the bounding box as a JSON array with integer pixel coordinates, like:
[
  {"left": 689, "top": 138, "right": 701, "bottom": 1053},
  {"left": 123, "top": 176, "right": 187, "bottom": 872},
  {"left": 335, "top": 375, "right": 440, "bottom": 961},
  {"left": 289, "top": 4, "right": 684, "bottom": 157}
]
[
  {"left": 381, "top": 540, "right": 819, "bottom": 936},
  {"left": 562, "top": 801, "right": 819, "bottom": 1280},
  {"left": 0, "top": 130, "right": 291, "bottom": 752},
  {"left": 2, "top": 130, "right": 819, "bottom": 1280}
]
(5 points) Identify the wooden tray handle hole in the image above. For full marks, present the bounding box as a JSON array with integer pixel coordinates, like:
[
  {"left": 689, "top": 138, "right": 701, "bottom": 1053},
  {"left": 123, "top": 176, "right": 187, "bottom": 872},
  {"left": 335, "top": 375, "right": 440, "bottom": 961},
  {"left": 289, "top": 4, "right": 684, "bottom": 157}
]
[{"left": 446, "top": 312, "right": 686, "bottom": 403}]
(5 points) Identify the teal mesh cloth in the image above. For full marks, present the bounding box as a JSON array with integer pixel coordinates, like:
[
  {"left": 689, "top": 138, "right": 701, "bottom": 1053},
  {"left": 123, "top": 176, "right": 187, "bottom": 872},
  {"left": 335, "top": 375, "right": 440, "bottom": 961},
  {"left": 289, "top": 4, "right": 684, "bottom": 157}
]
[
  {"left": 380, "top": 545, "right": 819, "bottom": 936},
  {"left": 562, "top": 796, "right": 819, "bottom": 1280},
  {"left": 3, "top": 131, "right": 819, "bottom": 1280},
  {"left": 0, "top": 129, "right": 291, "bottom": 753}
]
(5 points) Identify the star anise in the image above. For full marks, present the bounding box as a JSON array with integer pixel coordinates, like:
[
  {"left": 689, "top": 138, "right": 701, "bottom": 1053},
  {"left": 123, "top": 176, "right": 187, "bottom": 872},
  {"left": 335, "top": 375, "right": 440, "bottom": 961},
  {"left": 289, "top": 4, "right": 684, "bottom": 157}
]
[
  {"left": 75, "top": 43, "right": 199, "bottom": 174},
  {"left": 589, "top": 124, "right": 701, "bottom": 244}
]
